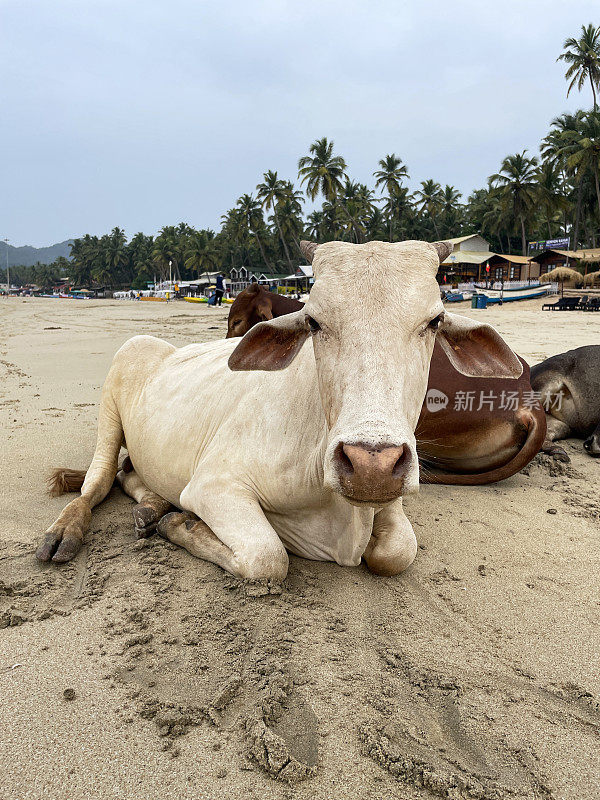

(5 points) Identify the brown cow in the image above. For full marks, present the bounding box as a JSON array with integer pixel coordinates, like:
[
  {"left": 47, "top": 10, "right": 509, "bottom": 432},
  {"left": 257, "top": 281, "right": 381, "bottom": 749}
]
[
  {"left": 226, "top": 284, "right": 304, "bottom": 338},
  {"left": 226, "top": 285, "right": 545, "bottom": 485}
]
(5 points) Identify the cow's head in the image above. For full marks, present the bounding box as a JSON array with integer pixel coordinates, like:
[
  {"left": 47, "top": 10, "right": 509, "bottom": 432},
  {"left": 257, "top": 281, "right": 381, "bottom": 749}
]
[
  {"left": 229, "top": 240, "right": 522, "bottom": 506},
  {"left": 226, "top": 283, "right": 273, "bottom": 338}
]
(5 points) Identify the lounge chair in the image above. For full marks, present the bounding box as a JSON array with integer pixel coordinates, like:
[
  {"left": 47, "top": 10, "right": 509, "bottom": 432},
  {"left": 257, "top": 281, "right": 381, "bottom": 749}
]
[
  {"left": 542, "top": 297, "right": 570, "bottom": 311},
  {"left": 583, "top": 297, "right": 600, "bottom": 312}
]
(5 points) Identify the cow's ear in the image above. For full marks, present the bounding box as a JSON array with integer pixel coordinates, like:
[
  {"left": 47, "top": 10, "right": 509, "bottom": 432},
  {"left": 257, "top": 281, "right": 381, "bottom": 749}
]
[
  {"left": 228, "top": 310, "right": 310, "bottom": 371},
  {"left": 437, "top": 312, "right": 523, "bottom": 379},
  {"left": 256, "top": 300, "right": 274, "bottom": 322}
]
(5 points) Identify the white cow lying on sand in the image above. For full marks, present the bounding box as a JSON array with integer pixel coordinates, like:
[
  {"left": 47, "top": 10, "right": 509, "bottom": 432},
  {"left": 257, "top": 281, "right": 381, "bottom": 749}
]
[{"left": 37, "top": 240, "right": 522, "bottom": 580}]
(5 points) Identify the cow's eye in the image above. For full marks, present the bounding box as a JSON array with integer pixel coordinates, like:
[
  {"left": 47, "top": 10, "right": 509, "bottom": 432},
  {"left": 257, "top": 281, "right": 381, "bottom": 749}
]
[
  {"left": 307, "top": 316, "right": 321, "bottom": 333},
  {"left": 428, "top": 314, "right": 444, "bottom": 331}
]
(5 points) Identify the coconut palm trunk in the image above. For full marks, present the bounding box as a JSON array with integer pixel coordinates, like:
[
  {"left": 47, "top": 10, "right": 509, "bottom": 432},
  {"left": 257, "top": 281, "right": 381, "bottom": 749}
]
[
  {"left": 254, "top": 232, "right": 271, "bottom": 271},
  {"left": 273, "top": 212, "right": 293, "bottom": 269},
  {"left": 594, "top": 163, "right": 600, "bottom": 221},
  {"left": 573, "top": 179, "right": 583, "bottom": 250}
]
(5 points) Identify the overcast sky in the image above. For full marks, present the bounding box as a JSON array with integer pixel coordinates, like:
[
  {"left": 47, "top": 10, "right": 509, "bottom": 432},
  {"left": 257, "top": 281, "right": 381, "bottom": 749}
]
[{"left": 1, "top": 0, "right": 598, "bottom": 247}]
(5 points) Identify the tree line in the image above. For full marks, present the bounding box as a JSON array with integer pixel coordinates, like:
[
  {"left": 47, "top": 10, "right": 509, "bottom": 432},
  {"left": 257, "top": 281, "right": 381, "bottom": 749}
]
[{"left": 4, "top": 24, "right": 600, "bottom": 289}]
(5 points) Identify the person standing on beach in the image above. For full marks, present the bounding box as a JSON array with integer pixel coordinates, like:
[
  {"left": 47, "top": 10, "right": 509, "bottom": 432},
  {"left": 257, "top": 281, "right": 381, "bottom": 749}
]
[{"left": 215, "top": 273, "right": 227, "bottom": 306}]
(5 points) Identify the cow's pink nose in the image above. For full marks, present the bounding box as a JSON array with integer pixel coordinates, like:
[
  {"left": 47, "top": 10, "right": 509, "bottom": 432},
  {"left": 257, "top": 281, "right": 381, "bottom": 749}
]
[{"left": 335, "top": 442, "right": 410, "bottom": 503}]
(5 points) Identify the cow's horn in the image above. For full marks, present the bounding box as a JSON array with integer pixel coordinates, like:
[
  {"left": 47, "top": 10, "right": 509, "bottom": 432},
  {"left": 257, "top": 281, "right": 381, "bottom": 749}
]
[
  {"left": 432, "top": 241, "right": 453, "bottom": 264},
  {"left": 300, "top": 240, "right": 319, "bottom": 263}
]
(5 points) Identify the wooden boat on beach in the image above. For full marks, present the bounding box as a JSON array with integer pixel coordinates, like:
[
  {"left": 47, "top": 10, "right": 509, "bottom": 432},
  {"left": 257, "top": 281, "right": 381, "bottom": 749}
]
[{"left": 474, "top": 284, "right": 550, "bottom": 304}]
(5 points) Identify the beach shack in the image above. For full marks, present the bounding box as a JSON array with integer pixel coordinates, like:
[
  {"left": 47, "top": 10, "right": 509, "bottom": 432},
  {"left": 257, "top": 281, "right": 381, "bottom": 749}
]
[
  {"left": 438, "top": 234, "right": 495, "bottom": 284},
  {"left": 486, "top": 253, "right": 533, "bottom": 282},
  {"left": 177, "top": 273, "right": 221, "bottom": 297},
  {"left": 529, "top": 247, "right": 600, "bottom": 279},
  {"left": 530, "top": 248, "right": 576, "bottom": 280},
  {"left": 229, "top": 266, "right": 288, "bottom": 295},
  {"left": 278, "top": 264, "right": 313, "bottom": 295}
]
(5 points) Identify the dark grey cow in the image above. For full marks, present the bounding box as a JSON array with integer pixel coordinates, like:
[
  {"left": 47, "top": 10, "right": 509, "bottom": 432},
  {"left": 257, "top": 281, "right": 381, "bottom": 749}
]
[{"left": 530, "top": 345, "right": 600, "bottom": 460}]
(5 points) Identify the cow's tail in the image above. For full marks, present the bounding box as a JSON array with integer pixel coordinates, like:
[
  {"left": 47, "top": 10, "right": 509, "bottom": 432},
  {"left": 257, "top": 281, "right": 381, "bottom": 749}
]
[
  {"left": 47, "top": 468, "right": 87, "bottom": 497},
  {"left": 47, "top": 454, "right": 132, "bottom": 497},
  {"left": 422, "top": 407, "right": 547, "bottom": 486}
]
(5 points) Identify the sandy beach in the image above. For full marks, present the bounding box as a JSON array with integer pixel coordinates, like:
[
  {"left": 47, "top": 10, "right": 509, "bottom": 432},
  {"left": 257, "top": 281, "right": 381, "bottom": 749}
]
[{"left": 1, "top": 296, "right": 599, "bottom": 800}]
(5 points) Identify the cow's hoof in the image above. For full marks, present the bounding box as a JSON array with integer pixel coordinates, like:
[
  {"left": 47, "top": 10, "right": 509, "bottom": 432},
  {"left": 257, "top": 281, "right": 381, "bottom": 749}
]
[
  {"left": 156, "top": 511, "right": 194, "bottom": 540},
  {"left": 132, "top": 504, "right": 161, "bottom": 538},
  {"left": 545, "top": 445, "right": 570, "bottom": 462},
  {"left": 35, "top": 530, "right": 82, "bottom": 563}
]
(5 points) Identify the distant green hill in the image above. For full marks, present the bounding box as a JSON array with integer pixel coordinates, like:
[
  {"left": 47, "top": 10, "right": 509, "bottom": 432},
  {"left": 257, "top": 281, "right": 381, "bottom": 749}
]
[{"left": 0, "top": 239, "right": 74, "bottom": 267}]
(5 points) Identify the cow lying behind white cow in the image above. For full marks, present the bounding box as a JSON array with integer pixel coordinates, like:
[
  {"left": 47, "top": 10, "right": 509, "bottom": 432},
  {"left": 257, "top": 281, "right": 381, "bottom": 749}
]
[{"left": 37, "top": 240, "right": 522, "bottom": 580}]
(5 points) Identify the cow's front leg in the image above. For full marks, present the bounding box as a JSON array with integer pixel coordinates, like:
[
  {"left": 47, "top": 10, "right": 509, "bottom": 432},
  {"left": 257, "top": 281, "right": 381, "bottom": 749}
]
[
  {"left": 541, "top": 416, "right": 571, "bottom": 462},
  {"left": 116, "top": 466, "right": 173, "bottom": 537},
  {"left": 583, "top": 419, "right": 600, "bottom": 457},
  {"left": 172, "top": 481, "right": 289, "bottom": 581},
  {"left": 363, "top": 498, "right": 417, "bottom": 577},
  {"left": 157, "top": 511, "right": 242, "bottom": 574}
]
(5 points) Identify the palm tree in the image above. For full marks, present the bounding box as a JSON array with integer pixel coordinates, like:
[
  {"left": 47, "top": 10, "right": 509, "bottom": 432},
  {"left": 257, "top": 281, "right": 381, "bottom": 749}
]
[
  {"left": 256, "top": 170, "right": 293, "bottom": 268},
  {"left": 33, "top": 261, "right": 58, "bottom": 289},
  {"left": 439, "top": 185, "right": 463, "bottom": 236},
  {"left": 564, "top": 111, "right": 600, "bottom": 222},
  {"left": 52, "top": 256, "right": 71, "bottom": 276},
  {"left": 339, "top": 199, "right": 367, "bottom": 243},
  {"left": 69, "top": 233, "right": 102, "bottom": 285},
  {"left": 383, "top": 186, "right": 413, "bottom": 242},
  {"left": 536, "top": 161, "right": 570, "bottom": 237},
  {"left": 92, "top": 263, "right": 114, "bottom": 287},
  {"left": 373, "top": 154, "right": 410, "bottom": 240},
  {"left": 441, "top": 185, "right": 462, "bottom": 215},
  {"left": 297, "top": 137, "right": 348, "bottom": 202},
  {"left": 105, "top": 226, "right": 128, "bottom": 281},
  {"left": 336, "top": 181, "right": 375, "bottom": 243},
  {"left": 306, "top": 210, "right": 326, "bottom": 241},
  {"left": 541, "top": 111, "right": 584, "bottom": 162},
  {"left": 558, "top": 24, "right": 600, "bottom": 109},
  {"left": 236, "top": 194, "right": 271, "bottom": 270},
  {"left": 274, "top": 185, "right": 304, "bottom": 254},
  {"left": 365, "top": 207, "right": 387, "bottom": 240},
  {"left": 542, "top": 111, "right": 586, "bottom": 247},
  {"left": 152, "top": 226, "right": 181, "bottom": 281},
  {"left": 476, "top": 187, "right": 514, "bottom": 253},
  {"left": 320, "top": 201, "right": 343, "bottom": 240},
  {"left": 127, "top": 232, "right": 154, "bottom": 284},
  {"left": 414, "top": 179, "right": 444, "bottom": 236},
  {"left": 490, "top": 151, "right": 539, "bottom": 255},
  {"left": 185, "top": 230, "right": 218, "bottom": 278}
]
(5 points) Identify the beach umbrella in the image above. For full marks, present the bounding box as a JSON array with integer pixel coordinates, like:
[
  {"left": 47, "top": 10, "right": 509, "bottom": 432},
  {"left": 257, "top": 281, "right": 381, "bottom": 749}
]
[
  {"left": 583, "top": 269, "right": 600, "bottom": 285},
  {"left": 540, "top": 266, "right": 583, "bottom": 296}
]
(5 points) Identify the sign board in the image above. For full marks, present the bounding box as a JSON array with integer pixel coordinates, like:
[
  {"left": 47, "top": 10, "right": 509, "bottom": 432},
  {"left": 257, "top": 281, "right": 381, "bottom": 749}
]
[
  {"left": 545, "top": 237, "right": 570, "bottom": 249},
  {"left": 528, "top": 237, "right": 569, "bottom": 254},
  {"left": 528, "top": 240, "right": 546, "bottom": 254}
]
